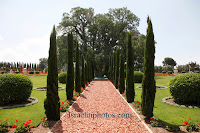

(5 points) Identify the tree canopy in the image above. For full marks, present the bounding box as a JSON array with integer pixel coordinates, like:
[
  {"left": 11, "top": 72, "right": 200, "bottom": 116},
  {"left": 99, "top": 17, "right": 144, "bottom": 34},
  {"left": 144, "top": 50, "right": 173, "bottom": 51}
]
[{"left": 162, "top": 57, "right": 177, "bottom": 66}]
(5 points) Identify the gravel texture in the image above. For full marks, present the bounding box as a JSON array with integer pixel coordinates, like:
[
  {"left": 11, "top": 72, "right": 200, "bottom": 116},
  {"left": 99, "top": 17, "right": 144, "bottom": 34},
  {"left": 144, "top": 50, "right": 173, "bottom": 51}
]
[{"left": 51, "top": 80, "right": 151, "bottom": 133}]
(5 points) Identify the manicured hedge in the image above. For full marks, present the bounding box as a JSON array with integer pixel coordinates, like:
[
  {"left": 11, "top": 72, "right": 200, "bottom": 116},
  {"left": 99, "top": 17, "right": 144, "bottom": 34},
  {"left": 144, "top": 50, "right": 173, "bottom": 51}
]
[
  {"left": 181, "top": 71, "right": 186, "bottom": 73},
  {"left": 35, "top": 71, "right": 40, "bottom": 74},
  {"left": 162, "top": 71, "right": 166, "bottom": 73},
  {"left": 58, "top": 72, "right": 67, "bottom": 84},
  {"left": 1, "top": 71, "right": 5, "bottom": 74},
  {"left": 29, "top": 71, "right": 34, "bottom": 74},
  {"left": 169, "top": 73, "right": 200, "bottom": 104},
  {"left": 0, "top": 74, "right": 33, "bottom": 105},
  {"left": 15, "top": 71, "right": 20, "bottom": 74},
  {"left": 167, "top": 71, "right": 173, "bottom": 74},
  {"left": 134, "top": 71, "right": 144, "bottom": 83}
]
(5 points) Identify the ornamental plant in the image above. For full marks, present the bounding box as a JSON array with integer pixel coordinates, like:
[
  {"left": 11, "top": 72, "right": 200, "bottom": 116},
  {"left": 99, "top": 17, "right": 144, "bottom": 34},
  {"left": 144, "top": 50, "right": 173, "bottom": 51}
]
[
  {"left": 60, "top": 101, "right": 69, "bottom": 112},
  {"left": 149, "top": 117, "right": 162, "bottom": 127},
  {"left": 58, "top": 72, "right": 67, "bottom": 84},
  {"left": 41, "top": 117, "right": 48, "bottom": 128},
  {"left": 0, "top": 119, "right": 9, "bottom": 132},
  {"left": 14, "top": 120, "right": 33, "bottom": 133},
  {"left": 184, "top": 117, "right": 200, "bottom": 132}
]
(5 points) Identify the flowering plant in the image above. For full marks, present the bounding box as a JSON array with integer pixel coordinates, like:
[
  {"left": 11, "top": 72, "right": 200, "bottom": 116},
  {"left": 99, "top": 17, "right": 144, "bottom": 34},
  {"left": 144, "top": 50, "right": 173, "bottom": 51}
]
[
  {"left": 184, "top": 117, "right": 200, "bottom": 132},
  {"left": 0, "top": 118, "right": 9, "bottom": 132},
  {"left": 41, "top": 117, "right": 49, "bottom": 128},
  {"left": 14, "top": 120, "right": 33, "bottom": 133},
  {"left": 60, "top": 101, "right": 70, "bottom": 112}
]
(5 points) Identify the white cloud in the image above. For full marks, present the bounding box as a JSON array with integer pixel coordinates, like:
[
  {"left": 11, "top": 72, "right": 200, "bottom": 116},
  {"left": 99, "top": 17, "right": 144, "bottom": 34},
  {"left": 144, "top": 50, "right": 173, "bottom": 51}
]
[
  {"left": 0, "top": 35, "right": 4, "bottom": 41},
  {"left": 0, "top": 33, "right": 50, "bottom": 64}
]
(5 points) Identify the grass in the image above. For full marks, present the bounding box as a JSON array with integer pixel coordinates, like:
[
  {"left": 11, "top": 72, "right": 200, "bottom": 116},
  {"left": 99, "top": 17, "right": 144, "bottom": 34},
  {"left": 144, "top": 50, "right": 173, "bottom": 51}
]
[
  {"left": 0, "top": 75, "right": 200, "bottom": 127},
  {"left": 134, "top": 76, "right": 200, "bottom": 126},
  {"left": 0, "top": 75, "right": 66, "bottom": 127}
]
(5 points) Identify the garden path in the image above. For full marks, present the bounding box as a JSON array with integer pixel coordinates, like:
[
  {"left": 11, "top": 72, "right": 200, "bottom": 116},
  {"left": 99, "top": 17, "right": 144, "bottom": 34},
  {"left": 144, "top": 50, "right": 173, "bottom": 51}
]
[{"left": 50, "top": 80, "right": 152, "bottom": 133}]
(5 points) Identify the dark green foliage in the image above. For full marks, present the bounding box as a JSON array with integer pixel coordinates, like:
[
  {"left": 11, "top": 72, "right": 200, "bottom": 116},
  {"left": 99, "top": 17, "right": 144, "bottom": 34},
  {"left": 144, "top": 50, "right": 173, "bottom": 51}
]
[
  {"left": 35, "top": 71, "right": 40, "bottom": 74},
  {"left": 113, "top": 53, "right": 116, "bottom": 83},
  {"left": 66, "top": 32, "right": 74, "bottom": 100},
  {"left": 182, "top": 71, "right": 186, "bottom": 73},
  {"left": 85, "top": 63, "right": 87, "bottom": 84},
  {"left": 1, "top": 71, "right": 5, "bottom": 74},
  {"left": 167, "top": 71, "right": 173, "bottom": 74},
  {"left": 119, "top": 50, "right": 125, "bottom": 94},
  {"left": 15, "top": 71, "right": 20, "bottom": 74},
  {"left": 81, "top": 55, "right": 85, "bottom": 88},
  {"left": 115, "top": 48, "right": 120, "bottom": 88},
  {"left": 162, "top": 71, "right": 166, "bottom": 73},
  {"left": 29, "top": 71, "right": 34, "bottom": 74},
  {"left": 126, "top": 33, "right": 135, "bottom": 103},
  {"left": 58, "top": 72, "right": 67, "bottom": 83},
  {"left": 134, "top": 71, "right": 144, "bottom": 83},
  {"left": 169, "top": 73, "right": 200, "bottom": 104},
  {"left": 75, "top": 42, "right": 81, "bottom": 93},
  {"left": 0, "top": 74, "right": 33, "bottom": 105},
  {"left": 141, "top": 17, "right": 156, "bottom": 118},
  {"left": 0, "top": 121, "right": 9, "bottom": 132},
  {"left": 44, "top": 25, "right": 60, "bottom": 120}
]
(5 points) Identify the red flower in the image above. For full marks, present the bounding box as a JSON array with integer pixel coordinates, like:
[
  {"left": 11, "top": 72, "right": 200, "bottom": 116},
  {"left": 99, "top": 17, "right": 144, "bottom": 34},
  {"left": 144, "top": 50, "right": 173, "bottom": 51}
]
[
  {"left": 6, "top": 118, "right": 8, "bottom": 121},
  {"left": 137, "top": 101, "right": 140, "bottom": 104},
  {"left": 24, "top": 124, "right": 27, "bottom": 127},
  {"left": 69, "top": 105, "right": 71, "bottom": 106},
  {"left": 197, "top": 121, "right": 199, "bottom": 123},
  {"left": 125, "top": 77, "right": 126, "bottom": 80},
  {"left": 184, "top": 121, "right": 189, "bottom": 125},
  {"left": 67, "top": 101, "right": 70, "bottom": 104},
  {"left": 150, "top": 117, "right": 153, "bottom": 120},
  {"left": 188, "top": 117, "right": 191, "bottom": 119},
  {"left": 138, "top": 106, "right": 141, "bottom": 109},
  {"left": 29, "top": 126, "right": 33, "bottom": 128},
  {"left": 28, "top": 120, "right": 32, "bottom": 122},
  {"left": 15, "top": 119, "right": 19, "bottom": 122},
  {"left": 60, "top": 108, "right": 61, "bottom": 110},
  {"left": 61, "top": 102, "right": 64, "bottom": 105},
  {"left": 12, "top": 124, "right": 17, "bottom": 128},
  {"left": 133, "top": 103, "right": 135, "bottom": 106}
]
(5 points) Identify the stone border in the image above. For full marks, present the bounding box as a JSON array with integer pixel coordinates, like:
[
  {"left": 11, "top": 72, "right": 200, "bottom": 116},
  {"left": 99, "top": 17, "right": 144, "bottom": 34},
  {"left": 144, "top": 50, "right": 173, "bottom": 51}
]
[
  {"left": 33, "top": 87, "right": 65, "bottom": 91},
  {"left": 137, "top": 86, "right": 168, "bottom": 89},
  {"left": 0, "top": 97, "right": 39, "bottom": 109},
  {"left": 162, "top": 96, "right": 199, "bottom": 108}
]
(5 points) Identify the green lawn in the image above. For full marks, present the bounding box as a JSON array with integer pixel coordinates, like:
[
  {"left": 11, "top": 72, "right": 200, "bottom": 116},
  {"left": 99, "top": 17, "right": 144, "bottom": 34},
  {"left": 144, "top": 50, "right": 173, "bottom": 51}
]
[
  {"left": 0, "top": 76, "right": 66, "bottom": 127},
  {"left": 0, "top": 75, "right": 199, "bottom": 127},
  {"left": 134, "top": 76, "right": 200, "bottom": 126}
]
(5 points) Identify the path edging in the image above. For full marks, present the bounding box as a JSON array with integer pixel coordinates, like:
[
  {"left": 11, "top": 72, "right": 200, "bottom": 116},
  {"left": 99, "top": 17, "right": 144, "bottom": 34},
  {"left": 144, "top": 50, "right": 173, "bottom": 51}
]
[{"left": 111, "top": 83, "right": 153, "bottom": 133}]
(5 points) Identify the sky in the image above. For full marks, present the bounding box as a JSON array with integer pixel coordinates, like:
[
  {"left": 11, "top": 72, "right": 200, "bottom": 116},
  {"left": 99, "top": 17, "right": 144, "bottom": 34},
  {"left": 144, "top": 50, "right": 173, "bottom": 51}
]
[{"left": 0, "top": 0, "right": 200, "bottom": 66}]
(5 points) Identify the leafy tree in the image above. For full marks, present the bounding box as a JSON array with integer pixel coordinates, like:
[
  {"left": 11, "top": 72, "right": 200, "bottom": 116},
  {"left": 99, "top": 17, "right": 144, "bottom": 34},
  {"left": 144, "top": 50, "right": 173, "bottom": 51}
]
[
  {"left": 119, "top": 49, "right": 125, "bottom": 94},
  {"left": 162, "top": 57, "right": 176, "bottom": 71},
  {"left": 75, "top": 41, "right": 81, "bottom": 93},
  {"left": 39, "top": 58, "right": 48, "bottom": 71},
  {"left": 141, "top": 17, "right": 156, "bottom": 119},
  {"left": 126, "top": 33, "right": 135, "bottom": 103},
  {"left": 66, "top": 32, "right": 74, "bottom": 100},
  {"left": 44, "top": 25, "right": 60, "bottom": 120}
]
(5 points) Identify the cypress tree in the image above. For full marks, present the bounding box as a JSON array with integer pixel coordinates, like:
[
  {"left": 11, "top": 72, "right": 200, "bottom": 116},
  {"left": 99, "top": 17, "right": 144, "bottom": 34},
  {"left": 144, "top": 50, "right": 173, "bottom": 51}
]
[
  {"left": 113, "top": 52, "right": 116, "bottom": 83},
  {"left": 141, "top": 16, "right": 156, "bottom": 118},
  {"left": 81, "top": 54, "right": 85, "bottom": 88},
  {"left": 75, "top": 42, "right": 81, "bottom": 93},
  {"left": 66, "top": 32, "right": 74, "bottom": 100},
  {"left": 126, "top": 32, "right": 135, "bottom": 103},
  {"left": 44, "top": 25, "right": 60, "bottom": 120},
  {"left": 119, "top": 50, "right": 125, "bottom": 94},
  {"left": 85, "top": 62, "right": 87, "bottom": 84},
  {"left": 115, "top": 48, "right": 120, "bottom": 88}
]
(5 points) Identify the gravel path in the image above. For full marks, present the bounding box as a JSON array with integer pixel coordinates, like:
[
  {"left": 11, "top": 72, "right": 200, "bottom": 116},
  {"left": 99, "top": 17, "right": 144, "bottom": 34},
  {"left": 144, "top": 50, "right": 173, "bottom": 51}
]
[{"left": 50, "top": 80, "right": 151, "bottom": 133}]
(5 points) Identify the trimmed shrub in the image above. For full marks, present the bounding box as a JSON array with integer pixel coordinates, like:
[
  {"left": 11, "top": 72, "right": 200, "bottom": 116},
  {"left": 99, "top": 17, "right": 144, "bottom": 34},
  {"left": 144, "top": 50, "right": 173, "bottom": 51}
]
[
  {"left": 1, "top": 71, "right": 5, "bottom": 74},
  {"left": 195, "top": 71, "right": 199, "bottom": 73},
  {"left": 134, "top": 71, "right": 144, "bottom": 83},
  {"left": 58, "top": 72, "right": 67, "bottom": 84},
  {"left": 169, "top": 73, "right": 200, "bottom": 104},
  {"left": 35, "top": 71, "right": 40, "bottom": 74},
  {"left": 15, "top": 71, "right": 20, "bottom": 74},
  {"left": 29, "top": 71, "right": 34, "bottom": 74},
  {"left": 162, "top": 71, "right": 166, "bottom": 73},
  {"left": 167, "top": 71, "right": 173, "bottom": 74},
  {"left": 0, "top": 74, "right": 33, "bottom": 105},
  {"left": 182, "top": 71, "right": 186, "bottom": 73}
]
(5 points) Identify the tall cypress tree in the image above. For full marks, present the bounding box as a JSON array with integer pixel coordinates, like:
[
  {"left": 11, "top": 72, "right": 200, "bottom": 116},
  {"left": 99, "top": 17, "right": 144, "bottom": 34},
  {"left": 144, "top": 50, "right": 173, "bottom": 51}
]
[
  {"left": 44, "top": 25, "right": 60, "bottom": 120},
  {"left": 113, "top": 52, "right": 116, "bottom": 83},
  {"left": 126, "top": 32, "right": 135, "bottom": 103},
  {"left": 66, "top": 32, "right": 74, "bottom": 100},
  {"left": 141, "top": 16, "right": 156, "bottom": 118},
  {"left": 75, "top": 41, "right": 81, "bottom": 93},
  {"left": 81, "top": 54, "right": 85, "bottom": 88},
  {"left": 119, "top": 50, "right": 125, "bottom": 94},
  {"left": 85, "top": 62, "right": 87, "bottom": 84},
  {"left": 115, "top": 48, "right": 120, "bottom": 88}
]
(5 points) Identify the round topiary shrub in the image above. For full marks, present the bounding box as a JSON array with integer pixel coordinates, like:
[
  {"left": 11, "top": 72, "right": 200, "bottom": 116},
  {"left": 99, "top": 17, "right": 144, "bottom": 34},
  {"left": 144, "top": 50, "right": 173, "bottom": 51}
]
[
  {"left": 167, "top": 71, "right": 173, "bottom": 74},
  {"left": 0, "top": 74, "right": 33, "bottom": 105},
  {"left": 182, "top": 71, "right": 186, "bottom": 73},
  {"left": 15, "top": 71, "right": 20, "bottom": 74},
  {"left": 169, "top": 73, "right": 200, "bottom": 104},
  {"left": 29, "top": 71, "right": 34, "bottom": 74},
  {"left": 134, "top": 71, "right": 144, "bottom": 83},
  {"left": 162, "top": 71, "right": 166, "bottom": 73},
  {"left": 58, "top": 72, "right": 67, "bottom": 84},
  {"left": 35, "top": 71, "right": 40, "bottom": 74}
]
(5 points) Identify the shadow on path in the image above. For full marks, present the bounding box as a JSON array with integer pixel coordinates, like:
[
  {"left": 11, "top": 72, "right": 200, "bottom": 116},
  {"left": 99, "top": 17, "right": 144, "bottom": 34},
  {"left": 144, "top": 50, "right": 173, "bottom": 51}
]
[{"left": 72, "top": 103, "right": 83, "bottom": 112}]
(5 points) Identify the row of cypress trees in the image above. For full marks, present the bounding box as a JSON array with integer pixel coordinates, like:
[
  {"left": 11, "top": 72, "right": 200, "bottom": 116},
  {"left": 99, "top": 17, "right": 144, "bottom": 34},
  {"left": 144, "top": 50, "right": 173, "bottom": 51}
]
[
  {"left": 108, "top": 16, "right": 156, "bottom": 119},
  {"left": 44, "top": 28, "right": 94, "bottom": 120}
]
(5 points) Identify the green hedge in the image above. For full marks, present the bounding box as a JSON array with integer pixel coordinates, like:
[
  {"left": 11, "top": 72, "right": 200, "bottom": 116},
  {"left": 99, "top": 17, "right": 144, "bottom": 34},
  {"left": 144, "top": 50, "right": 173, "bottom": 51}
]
[
  {"left": 58, "top": 72, "right": 67, "bottom": 84},
  {"left": 162, "top": 71, "right": 166, "bottom": 73},
  {"left": 167, "top": 71, "right": 173, "bottom": 74},
  {"left": 169, "top": 73, "right": 200, "bottom": 104},
  {"left": 35, "top": 71, "right": 40, "bottom": 74},
  {"left": 29, "top": 71, "right": 34, "bottom": 74},
  {"left": 181, "top": 71, "right": 186, "bottom": 73},
  {"left": 1, "top": 71, "right": 5, "bottom": 74},
  {"left": 134, "top": 71, "right": 144, "bottom": 83},
  {"left": 0, "top": 74, "right": 33, "bottom": 105},
  {"left": 15, "top": 71, "right": 20, "bottom": 74}
]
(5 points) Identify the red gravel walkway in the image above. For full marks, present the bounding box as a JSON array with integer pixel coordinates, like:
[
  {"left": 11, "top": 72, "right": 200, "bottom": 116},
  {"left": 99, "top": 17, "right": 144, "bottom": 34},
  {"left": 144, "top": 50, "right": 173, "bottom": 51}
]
[{"left": 50, "top": 80, "right": 152, "bottom": 133}]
